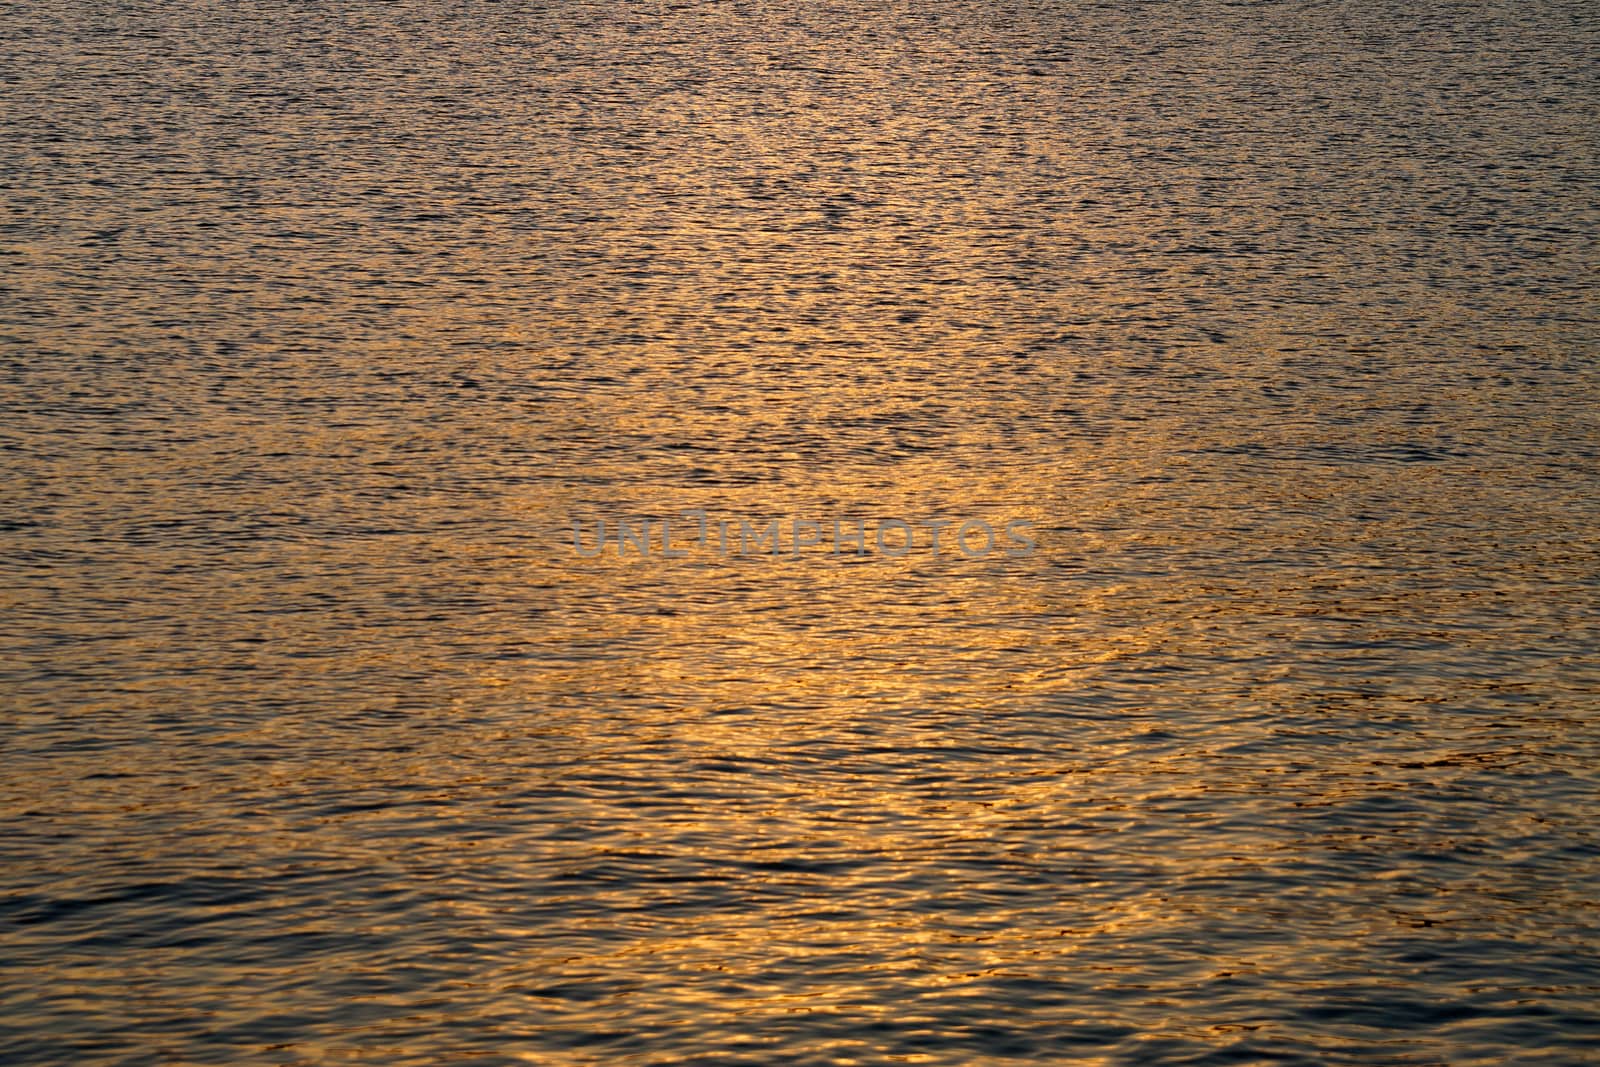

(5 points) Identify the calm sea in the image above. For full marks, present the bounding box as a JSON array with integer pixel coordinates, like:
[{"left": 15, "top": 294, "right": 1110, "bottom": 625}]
[{"left": 3, "top": 0, "right": 1598, "bottom": 1063}]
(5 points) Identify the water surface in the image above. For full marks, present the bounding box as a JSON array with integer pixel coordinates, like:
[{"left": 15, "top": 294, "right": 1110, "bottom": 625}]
[{"left": 2, "top": 0, "right": 1599, "bottom": 1063}]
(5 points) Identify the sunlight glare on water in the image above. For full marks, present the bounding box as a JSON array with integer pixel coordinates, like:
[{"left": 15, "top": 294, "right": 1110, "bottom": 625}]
[{"left": 2, "top": 0, "right": 1598, "bottom": 1064}]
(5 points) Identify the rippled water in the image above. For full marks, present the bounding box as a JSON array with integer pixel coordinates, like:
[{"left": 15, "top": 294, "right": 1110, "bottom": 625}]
[{"left": 4, "top": 0, "right": 1599, "bottom": 1063}]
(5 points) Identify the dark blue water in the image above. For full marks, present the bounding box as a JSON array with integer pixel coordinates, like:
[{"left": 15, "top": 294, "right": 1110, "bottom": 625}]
[{"left": 3, "top": 0, "right": 1598, "bottom": 1063}]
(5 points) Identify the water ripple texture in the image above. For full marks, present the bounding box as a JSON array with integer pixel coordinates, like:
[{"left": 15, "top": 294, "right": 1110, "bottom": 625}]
[{"left": 2, "top": 0, "right": 1598, "bottom": 1064}]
